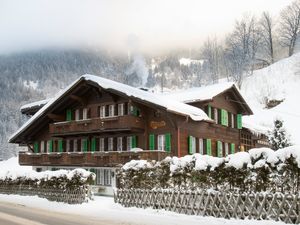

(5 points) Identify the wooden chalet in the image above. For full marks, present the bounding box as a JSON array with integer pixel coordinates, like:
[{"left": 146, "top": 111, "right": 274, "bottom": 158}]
[{"left": 10, "top": 74, "right": 269, "bottom": 195}]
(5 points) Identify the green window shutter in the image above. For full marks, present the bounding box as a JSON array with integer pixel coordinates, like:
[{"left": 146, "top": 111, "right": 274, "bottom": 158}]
[
  {"left": 149, "top": 134, "right": 155, "bottom": 150},
  {"left": 165, "top": 133, "right": 171, "bottom": 152},
  {"left": 49, "top": 140, "right": 53, "bottom": 153},
  {"left": 230, "top": 143, "right": 235, "bottom": 154},
  {"left": 221, "top": 109, "right": 228, "bottom": 126},
  {"left": 91, "top": 138, "right": 96, "bottom": 152},
  {"left": 131, "top": 136, "right": 137, "bottom": 148},
  {"left": 206, "top": 139, "right": 212, "bottom": 156},
  {"left": 237, "top": 114, "right": 242, "bottom": 129},
  {"left": 224, "top": 110, "right": 228, "bottom": 126},
  {"left": 83, "top": 139, "right": 89, "bottom": 152},
  {"left": 207, "top": 105, "right": 212, "bottom": 119},
  {"left": 66, "top": 109, "right": 72, "bottom": 121},
  {"left": 217, "top": 141, "right": 222, "bottom": 157},
  {"left": 34, "top": 142, "right": 39, "bottom": 153},
  {"left": 58, "top": 140, "right": 63, "bottom": 152},
  {"left": 188, "top": 136, "right": 193, "bottom": 154}
]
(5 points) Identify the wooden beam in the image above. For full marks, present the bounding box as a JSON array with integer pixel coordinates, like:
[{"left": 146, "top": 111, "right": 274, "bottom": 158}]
[
  {"left": 70, "top": 94, "right": 86, "bottom": 106},
  {"left": 47, "top": 113, "right": 64, "bottom": 122}
]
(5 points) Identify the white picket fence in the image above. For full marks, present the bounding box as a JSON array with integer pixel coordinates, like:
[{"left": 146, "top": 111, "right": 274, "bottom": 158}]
[{"left": 114, "top": 189, "right": 300, "bottom": 224}]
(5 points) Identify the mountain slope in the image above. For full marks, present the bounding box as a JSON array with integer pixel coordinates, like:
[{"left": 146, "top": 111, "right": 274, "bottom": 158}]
[{"left": 242, "top": 53, "right": 300, "bottom": 145}]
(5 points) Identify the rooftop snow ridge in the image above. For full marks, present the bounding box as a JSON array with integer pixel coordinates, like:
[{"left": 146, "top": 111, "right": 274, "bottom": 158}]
[{"left": 165, "top": 82, "right": 236, "bottom": 103}]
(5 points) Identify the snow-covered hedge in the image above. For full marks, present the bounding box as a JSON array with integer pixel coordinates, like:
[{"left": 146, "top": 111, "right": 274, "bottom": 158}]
[
  {"left": 117, "top": 146, "right": 300, "bottom": 193},
  {"left": 0, "top": 169, "right": 95, "bottom": 190}
]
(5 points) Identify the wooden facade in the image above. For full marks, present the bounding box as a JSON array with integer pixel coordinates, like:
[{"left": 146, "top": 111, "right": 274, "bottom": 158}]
[{"left": 10, "top": 75, "right": 269, "bottom": 185}]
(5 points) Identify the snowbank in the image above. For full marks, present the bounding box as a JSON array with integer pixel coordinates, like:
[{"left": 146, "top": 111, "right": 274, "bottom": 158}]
[{"left": 241, "top": 53, "right": 300, "bottom": 144}]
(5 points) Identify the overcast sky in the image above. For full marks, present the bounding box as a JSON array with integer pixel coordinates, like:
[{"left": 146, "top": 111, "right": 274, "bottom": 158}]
[{"left": 0, "top": 0, "right": 294, "bottom": 55}]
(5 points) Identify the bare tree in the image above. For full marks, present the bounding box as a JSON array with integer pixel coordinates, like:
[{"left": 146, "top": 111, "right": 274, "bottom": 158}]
[
  {"left": 279, "top": 0, "right": 300, "bottom": 56},
  {"left": 224, "top": 15, "right": 261, "bottom": 87},
  {"left": 260, "top": 12, "right": 276, "bottom": 64},
  {"left": 201, "top": 37, "right": 224, "bottom": 84}
]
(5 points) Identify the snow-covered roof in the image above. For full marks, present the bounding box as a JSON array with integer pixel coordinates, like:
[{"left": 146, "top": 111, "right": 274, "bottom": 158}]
[
  {"left": 165, "top": 82, "right": 236, "bottom": 103},
  {"left": 242, "top": 115, "right": 271, "bottom": 136},
  {"left": 20, "top": 98, "right": 51, "bottom": 112},
  {"left": 9, "top": 74, "right": 211, "bottom": 143}
]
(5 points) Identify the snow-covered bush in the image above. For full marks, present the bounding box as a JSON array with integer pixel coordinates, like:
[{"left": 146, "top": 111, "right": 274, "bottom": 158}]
[
  {"left": 0, "top": 169, "right": 95, "bottom": 191},
  {"left": 117, "top": 146, "right": 300, "bottom": 193}
]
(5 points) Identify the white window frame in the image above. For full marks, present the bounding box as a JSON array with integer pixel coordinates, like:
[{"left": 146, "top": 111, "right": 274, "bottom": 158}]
[
  {"left": 99, "top": 138, "right": 105, "bottom": 152},
  {"left": 218, "top": 141, "right": 223, "bottom": 157},
  {"left": 100, "top": 105, "right": 106, "bottom": 118},
  {"left": 225, "top": 142, "right": 229, "bottom": 156},
  {"left": 40, "top": 141, "right": 45, "bottom": 153},
  {"left": 127, "top": 136, "right": 132, "bottom": 151},
  {"left": 157, "top": 134, "right": 165, "bottom": 151},
  {"left": 104, "top": 169, "right": 112, "bottom": 186},
  {"left": 214, "top": 108, "right": 218, "bottom": 124},
  {"left": 75, "top": 109, "right": 80, "bottom": 121},
  {"left": 190, "top": 136, "right": 196, "bottom": 154},
  {"left": 74, "top": 139, "right": 78, "bottom": 152},
  {"left": 83, "top": 108, "right": 88, "bottom": 120},
  {"left": 118, "top": 103, "right": 124, "bottom": 116},
  {"left": 231, "top": 114, "right": 235, "bottom": 128},
  {"left": 108, "top": 137, "right": 114, "bottom": 151},
  {"left": 46, "top": 140, "right": 51, "bottom": 153},
  {"left": 199, "top": 138, "right": 204, "bottom": 155},
  {"left": 81, "top": 138, "right": 85, "bottom": 152},
  {"left": 66, "top": 140, "right": 70, "bottom": 152},
  {"left": 108, "top": 105, "right": 115, "bottom": 117},
  {"left": 117, "top": 137, "right": 123, "bottom": 151}
]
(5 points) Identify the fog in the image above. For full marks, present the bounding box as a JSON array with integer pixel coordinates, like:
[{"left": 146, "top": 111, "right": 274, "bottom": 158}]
[{"left": 0, "top": 0, "right": 293, "bottom": 55}]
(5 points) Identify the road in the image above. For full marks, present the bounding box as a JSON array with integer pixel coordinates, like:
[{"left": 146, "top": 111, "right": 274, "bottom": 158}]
[{"left": 0, "top": 201, "right": 128, "bottom": 225}]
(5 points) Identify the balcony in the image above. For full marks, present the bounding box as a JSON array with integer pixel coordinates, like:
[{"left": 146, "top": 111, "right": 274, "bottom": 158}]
[
  {"left": 19, "top": 150, "right": 169, "bottom": 167},
  {"left": 49, "top": 115, "right": 145, "bottom": 136}
]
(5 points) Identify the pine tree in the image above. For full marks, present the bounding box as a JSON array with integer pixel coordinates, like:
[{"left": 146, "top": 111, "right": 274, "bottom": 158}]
[{"left": 269, "top": 119, "right": 291, "bottom": 150}]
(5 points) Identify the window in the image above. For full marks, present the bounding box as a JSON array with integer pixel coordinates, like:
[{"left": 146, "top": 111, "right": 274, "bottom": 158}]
[
  {"left": 118, "top": 104, "right": 124, "bottom": 116},
  {"left": 188, "top": 136, "right": 196, "bottom": 154},
  {"left": 199, "top": 138, "right": 204, "bottom": 155},
  {"left": 74, "top": 139, "right": 78, "bottom": 152},
  {"left": 83, "top": 108, "right": 88, "bottom": 120},
  {"left": 214, "top": 108, "right": 218, "bottom": 124},
  {"left": 225, "top": 143, "right": 229, "bottom": 156},
  {"left": 75, "top": 109, "right": 80, "bottom": 121},
  {"left": 66, "top": 140, "right": 71, "bottom": 152},
  {"left": 47, "top": 140, "right": 52, "bottom": 153},
  {"left": 205, "top": 139, "right": 212, "bottom": 156},
  {"left": 108, "top": 137, "right": 114, "bottom": 151},
  {"left": 99, "top": 106, "right": 106, "bottom": 118},
  {"left": 221, "top": 109, "right": 228, "bottom": 126},
  {"left": 158, "top": 134, "right": 165, "bottom": 151},
  {"left": 96, "top": 169, "right": 112, "bottom": 186},
  {"left": 99, "top": 138, "right": 105, "bottom": 151},
  {"left": 117, "top": 137, "right": 123, "bottom": 151},
  {"left": 108, "top": 105, "right": 115, "bottom": 117},
  {"left": 127, "top": 136, "right": 132, "bottom": 150},
  {"left": 231, "top": 114, "right": 235, "bottom": 128},
  {"left": 217, "top": 141, "right": 223, "bottom": 157},
  {"left": 40, "top": 141, "right": 45, "bottom": 153}
]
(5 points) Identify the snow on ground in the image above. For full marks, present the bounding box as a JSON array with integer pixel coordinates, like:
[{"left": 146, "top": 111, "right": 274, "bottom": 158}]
[
  {"left": 0, "top": 194, "right": 285, "bottom": 225},
  {"left": 241, "top": 53, "right": 300, "bottom": 145},
  {"left": 0, "top": 156, "right": 32, "bottom": 172}
]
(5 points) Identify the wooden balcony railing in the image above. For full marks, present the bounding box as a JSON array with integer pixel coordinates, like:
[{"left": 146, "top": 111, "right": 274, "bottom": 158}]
[
  {"left": 19, "top": 150, "right": 169, "bottom": 167},
  {"left": 49, "top": 115, "right": 145, "bottom": 135}
]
